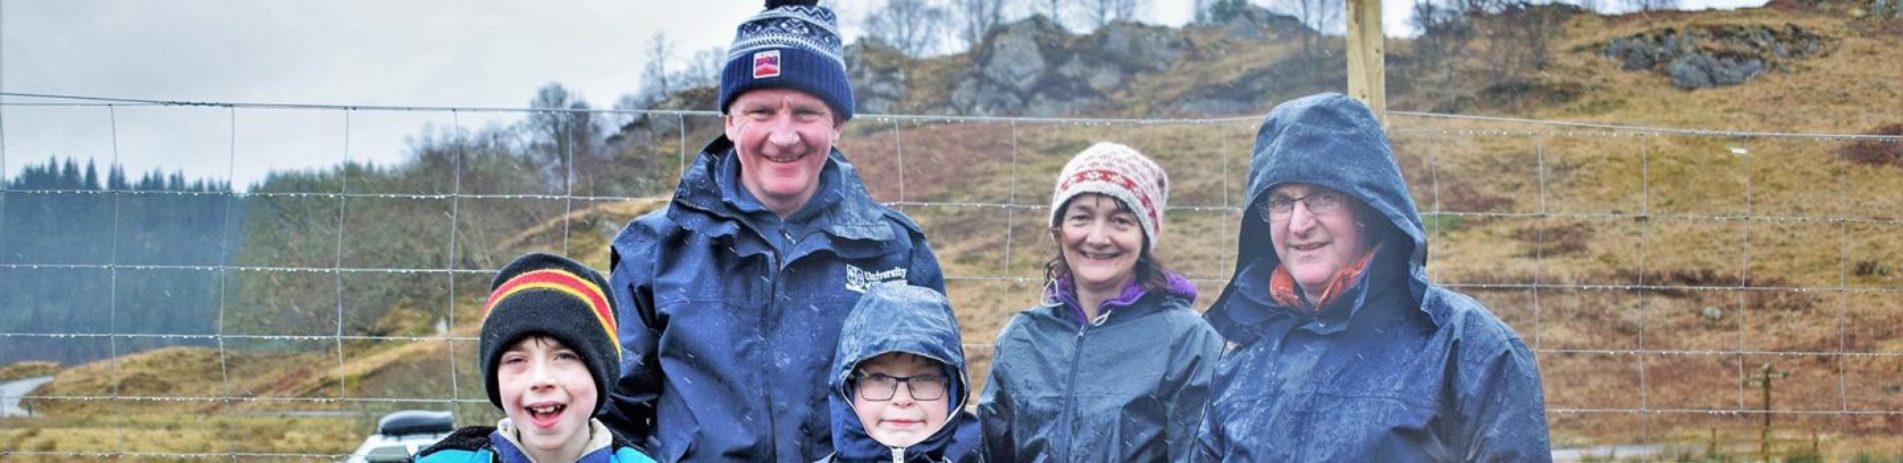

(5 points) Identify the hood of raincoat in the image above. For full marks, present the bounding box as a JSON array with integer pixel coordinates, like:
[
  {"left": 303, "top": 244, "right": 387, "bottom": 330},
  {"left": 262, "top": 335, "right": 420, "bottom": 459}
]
[
  {"left": 1206, "top": 92, "right": 1436, "bottom": 342},
  {"left": 1193, "top": 93, "right": 1551, "bottom": 461},
  {"left": 828, "top": 284, "right": 973, "bottom": 462}
]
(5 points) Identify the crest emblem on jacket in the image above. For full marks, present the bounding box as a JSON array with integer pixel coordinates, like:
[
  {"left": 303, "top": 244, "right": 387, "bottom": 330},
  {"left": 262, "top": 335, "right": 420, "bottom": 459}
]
[{"left": 845, "top": 265, "right": 907, "bottom": 293}]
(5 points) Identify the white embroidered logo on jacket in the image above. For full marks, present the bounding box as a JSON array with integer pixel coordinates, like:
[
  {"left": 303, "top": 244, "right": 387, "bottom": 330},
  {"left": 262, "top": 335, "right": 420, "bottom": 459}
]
[{"left": 844, "top": 265, "right": 907, "bottom": 293}]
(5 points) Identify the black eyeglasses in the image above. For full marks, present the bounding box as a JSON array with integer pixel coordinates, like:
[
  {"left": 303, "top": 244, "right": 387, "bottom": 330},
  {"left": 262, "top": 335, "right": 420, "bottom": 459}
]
[
  {"left": 1263, "top": 191, "right": 1347, "bottom": 222},
  {"left": 853, "top": 373, "right": 948, "bottom": 402}
]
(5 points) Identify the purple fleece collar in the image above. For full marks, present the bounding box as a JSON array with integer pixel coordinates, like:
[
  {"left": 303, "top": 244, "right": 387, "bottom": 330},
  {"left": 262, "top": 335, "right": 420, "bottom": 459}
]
[{"left": 1052, "top": 272, "right": 1199, "bottom": 324}]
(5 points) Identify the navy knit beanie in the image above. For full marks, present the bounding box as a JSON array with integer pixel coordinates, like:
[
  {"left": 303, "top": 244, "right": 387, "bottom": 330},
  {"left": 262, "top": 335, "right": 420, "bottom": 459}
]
[
  {"left": 718, "top": 0, "right": 855, "bottom": 121},
  {"left": 479, "top": 252, "right": 621, "bottom": 416}
]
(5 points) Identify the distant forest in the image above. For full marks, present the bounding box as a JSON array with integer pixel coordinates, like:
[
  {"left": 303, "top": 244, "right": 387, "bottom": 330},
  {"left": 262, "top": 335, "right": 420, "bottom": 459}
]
[
  {"left": 0, "top": 158, "right": 236, "bottom": 365},
  {"left": 0, "top": 84, "right": 683, "bottom": 366}
]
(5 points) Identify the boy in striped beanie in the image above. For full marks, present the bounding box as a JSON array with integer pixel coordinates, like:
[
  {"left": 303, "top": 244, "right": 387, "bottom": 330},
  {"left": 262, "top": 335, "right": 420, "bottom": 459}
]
[{"left": 417, "top": 253, "right": 655, "bottom": 463}]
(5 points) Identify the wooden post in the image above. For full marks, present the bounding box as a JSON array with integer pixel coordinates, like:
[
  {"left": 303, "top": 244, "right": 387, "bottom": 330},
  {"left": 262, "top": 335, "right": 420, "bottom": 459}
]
[
  {"left": 1747, "top": 363, "right": 1789, "bottom": 460},
  {"left": 1345, "top": 0, "right": 1387, "bottom": 126}
]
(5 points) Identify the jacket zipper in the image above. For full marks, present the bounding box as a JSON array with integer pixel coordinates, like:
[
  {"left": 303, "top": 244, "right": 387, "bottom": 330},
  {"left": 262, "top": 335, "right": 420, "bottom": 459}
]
[
  {"left": 1053, "top": 309, "right": 1098, "bottom": 460},
  {"left": 764, "top": 228, "right": 800, "bottom": 458},
  {"left": 762, "top": 246, "right": 784, "bottom": 457}
]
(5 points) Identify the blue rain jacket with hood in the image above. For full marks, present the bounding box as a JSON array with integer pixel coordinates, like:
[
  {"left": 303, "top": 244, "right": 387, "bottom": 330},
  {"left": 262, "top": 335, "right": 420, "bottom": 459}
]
[
  {"left": 978, "top": 273, "right": 1222, "bottom": 463},
  {"left": 823, "top": 284, "right": 980, "bottom": 463},
  {"left": 415, "top": 420, "right": 657, "bottom": 463},
  {"left": 602, "top": 135, "right": 946, "bottom": 463},
  {"left": 1195, "top": 93, "right": 1551, "bottom": 462}
]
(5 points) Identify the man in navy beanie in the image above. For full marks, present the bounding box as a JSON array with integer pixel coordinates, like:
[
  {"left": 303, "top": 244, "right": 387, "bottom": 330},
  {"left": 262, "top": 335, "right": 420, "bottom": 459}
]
[{"left": 600, "top": 1, "right": 949, "bottom": 461}]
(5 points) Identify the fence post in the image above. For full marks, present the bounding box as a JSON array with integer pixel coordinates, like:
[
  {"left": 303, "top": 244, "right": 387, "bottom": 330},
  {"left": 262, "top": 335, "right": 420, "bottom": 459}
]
[
  {"left": 1707, "top": 427, "right": 1717, "bottom": 458},
  {"left": 1345, "top": 0, "right": 1386, "bottom": 126},
  {"left": 1747, "top": 362, "right": 1789, "bottom": 460}
]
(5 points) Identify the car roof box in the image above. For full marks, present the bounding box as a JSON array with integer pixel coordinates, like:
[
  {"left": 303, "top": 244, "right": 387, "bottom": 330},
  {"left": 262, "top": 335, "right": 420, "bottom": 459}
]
[{"left": 378, "top": 410, "right": 454, "bottom": 436}]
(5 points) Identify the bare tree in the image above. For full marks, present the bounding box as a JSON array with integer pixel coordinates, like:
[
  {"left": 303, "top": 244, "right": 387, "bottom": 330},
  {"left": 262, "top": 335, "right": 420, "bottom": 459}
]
[
  {"left": 952, "top": 0, "right": 1008, "bottom": 49},
  {"left": 679, "top": 46, "right": 727, "bottom": 90},
  {"left": 865, "top": 0, "right": 950, "bottom": 57},
  {"left": 1478, "top": 0, "right": 1571, "bottom": 83},
  {"left": 1082, "top": 0, "right": 1142, "bottom": 28},
  {"left": 1269, "top": 0, "right": 1344, "bottom": 76},
  {"left": 1035, "top": 0, "right": 1068, "bottom": 28},
  {"left": 1410, "top": 0, "right": 1475, "bottom": 110},
  {"left": 639, "top": 32, "right": 676, "bottom": 102},
  {"left": 1622, "top": 0, "right": 1678, "bottom": 12},
  {"left": 1271, "top": 0, "right": 1343, "bottom": 34},
  {"left": 1198, "top": 0, "right": 1252, "bottom": 24},
  {"left": 525, "top": 84, "right": 604, "bottom": 194}
]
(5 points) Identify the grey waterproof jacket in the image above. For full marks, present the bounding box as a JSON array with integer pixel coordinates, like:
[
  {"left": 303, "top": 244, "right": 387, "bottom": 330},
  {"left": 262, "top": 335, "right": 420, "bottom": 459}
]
[
  {"left": 1195, "top": 93, "right": 1552, "bottom": 462},
  {"left": 979, "top": 274, "right": 1222, "bottom": 462}
]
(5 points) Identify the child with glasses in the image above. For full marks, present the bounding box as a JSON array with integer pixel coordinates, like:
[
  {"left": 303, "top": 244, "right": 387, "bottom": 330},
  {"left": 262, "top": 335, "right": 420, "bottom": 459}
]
[{"left": 822, "top": 284, "right": 979, "bottom": 463}]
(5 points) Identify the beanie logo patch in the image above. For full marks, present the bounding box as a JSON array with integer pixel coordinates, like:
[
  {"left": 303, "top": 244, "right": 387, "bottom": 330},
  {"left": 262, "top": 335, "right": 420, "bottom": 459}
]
[
  {"left": 483, "top": 269, "right": 621, "bottom": 360},
  {"left": 752, "top": 50, "right": 781, "bottom": 79},
  {"left": 844, "top": 265, "right": 907, "bottom": 294}
]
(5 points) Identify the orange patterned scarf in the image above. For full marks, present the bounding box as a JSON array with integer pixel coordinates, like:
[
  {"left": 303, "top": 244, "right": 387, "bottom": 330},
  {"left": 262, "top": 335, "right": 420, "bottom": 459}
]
[{"left": 1269, "top": 246, "right": 1379, "bottom": 313}]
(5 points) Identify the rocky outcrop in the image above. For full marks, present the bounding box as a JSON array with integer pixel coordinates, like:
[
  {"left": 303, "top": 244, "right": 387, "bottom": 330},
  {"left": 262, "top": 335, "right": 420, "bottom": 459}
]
[
  {"left": 948, "top": 16, "right": 1192, "bottom": 116},
  {"left": 1212, "top": 3, "right": 1312, "bottom": 40},
  {"left": 1668, "top": 54, "right": 1765, "bottom": 88},
  {"left": 1601, "top": 24, "right": 1831, "bottom": 89},
  {"left": 845, "top": 40, "right": 910, "bottom": 115},
  {"left": 833, "top": 4, "right": 1311, "bottom": 117},
  {"left": 1169, "top": 54, "right": 1342, "bottom": 115}
]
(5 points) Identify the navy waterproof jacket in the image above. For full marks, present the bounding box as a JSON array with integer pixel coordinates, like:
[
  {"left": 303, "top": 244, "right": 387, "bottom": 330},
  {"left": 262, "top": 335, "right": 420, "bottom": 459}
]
[
  {"left": 1195, "top": 93, "right": 1552, "bottom": 461},
  {"left": 978, "top": 275, "right": 1221, "bottom": 462},
  {"left": 415, "top": 421, "right": 657, "bottom": 463},
  {"left": 601, "top": 136, "right": 946, "bottom": 462},
  {"left": 821, "top": 284, "right": 979, "bottom": 463}
]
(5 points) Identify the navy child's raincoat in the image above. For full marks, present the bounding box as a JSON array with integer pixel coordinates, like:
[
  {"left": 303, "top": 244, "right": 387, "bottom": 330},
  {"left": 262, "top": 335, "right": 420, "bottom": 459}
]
[{"left": 822, "top": 284, "right": 979, "bottom": 463}]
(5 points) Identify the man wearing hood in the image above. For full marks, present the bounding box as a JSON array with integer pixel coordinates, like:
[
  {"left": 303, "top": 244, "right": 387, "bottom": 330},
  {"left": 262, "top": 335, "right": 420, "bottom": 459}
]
[
  {"left": 1195, "top": 93, "right": 1552, "bottom": 461},
  {"left": 824, "top": 284, "right": 979, "bottom": 463},
  {"left": 600, "top": 1, "right": 945, "bottom": 461}
]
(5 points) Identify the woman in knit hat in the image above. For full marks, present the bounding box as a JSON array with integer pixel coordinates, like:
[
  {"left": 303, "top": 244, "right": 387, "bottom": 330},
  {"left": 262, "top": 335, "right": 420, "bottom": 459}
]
[{"left": 976, "top": 142, "right": 1223, "bottom": 462}]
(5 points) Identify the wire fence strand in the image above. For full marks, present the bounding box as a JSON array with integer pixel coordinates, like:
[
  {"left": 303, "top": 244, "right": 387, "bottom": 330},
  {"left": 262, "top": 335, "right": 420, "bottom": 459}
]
[{"left": 3, "top": 94, "right": 1901, "bottom": 458}]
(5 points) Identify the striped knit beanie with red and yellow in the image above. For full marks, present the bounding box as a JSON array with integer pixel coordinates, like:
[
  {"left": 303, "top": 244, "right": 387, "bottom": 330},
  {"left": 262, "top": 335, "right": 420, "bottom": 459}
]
[{"left": 479, "top": 252, "right": 620, "bottom": 415}]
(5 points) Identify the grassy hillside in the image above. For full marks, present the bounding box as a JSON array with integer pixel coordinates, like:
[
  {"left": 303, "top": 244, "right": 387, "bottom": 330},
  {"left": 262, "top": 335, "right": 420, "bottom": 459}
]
[
  {"left": 1512, "top": 9, "right": 1899, "bottom": 134},
  {"left": 4, "top": 3, "right": 1901, "bottom": 460}
]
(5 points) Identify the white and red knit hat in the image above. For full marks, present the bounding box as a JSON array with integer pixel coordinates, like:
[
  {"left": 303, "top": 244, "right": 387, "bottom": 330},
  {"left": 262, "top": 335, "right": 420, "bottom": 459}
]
[{"left": 1049, "top": 142, "right": 1170, "bottom": 252}]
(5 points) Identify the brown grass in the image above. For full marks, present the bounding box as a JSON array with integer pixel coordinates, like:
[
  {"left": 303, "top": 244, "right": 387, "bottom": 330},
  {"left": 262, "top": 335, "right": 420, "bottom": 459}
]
[
  {"left": 0, "top": 414, "right": 360, "bottom": 458},
  {"left": 0, "top": 361, "right": 60, "bottom": 382},
  {"left": 8, "top": 4, "right": 1903, "bottom": 459}
]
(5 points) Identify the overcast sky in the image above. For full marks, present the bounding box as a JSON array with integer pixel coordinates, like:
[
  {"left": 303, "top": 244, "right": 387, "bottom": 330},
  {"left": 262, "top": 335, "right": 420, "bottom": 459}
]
[{"left": 1, "top": 0, "right": 1765, "bottom": 190}]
